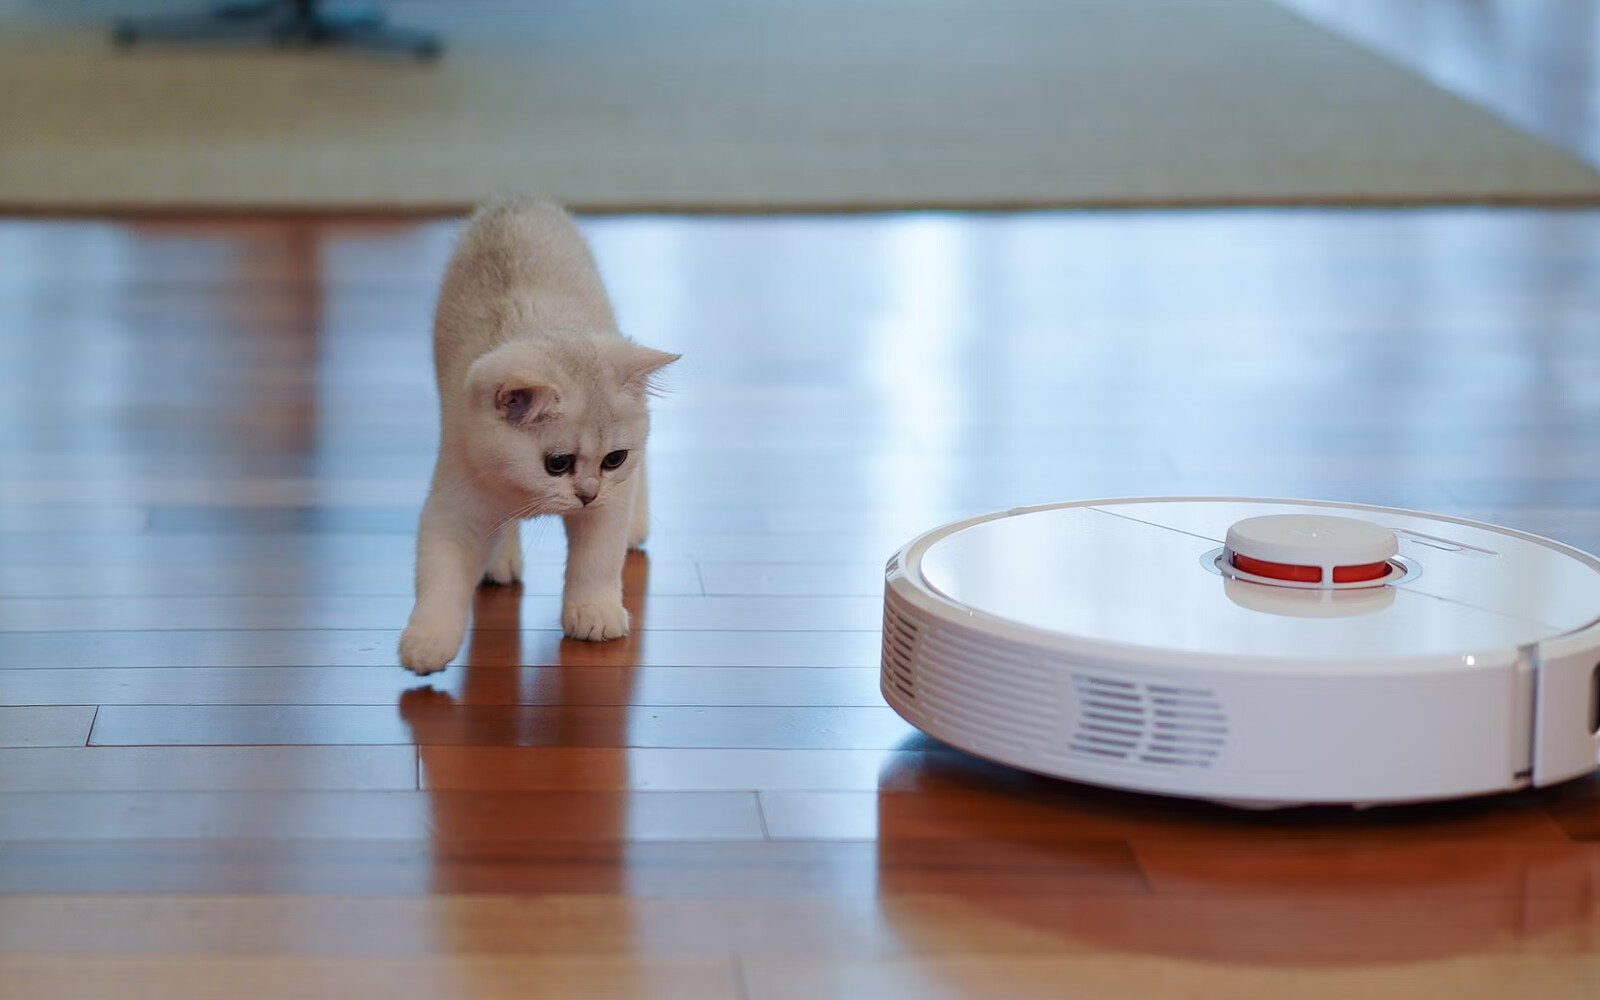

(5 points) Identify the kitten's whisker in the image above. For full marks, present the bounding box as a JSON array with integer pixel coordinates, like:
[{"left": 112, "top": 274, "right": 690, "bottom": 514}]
[
  {"left": 484, "top": 498, "right": 548, "bottom": 540},
  {"left": 529, "top": 514, "right": 557, "bottom": 561}
]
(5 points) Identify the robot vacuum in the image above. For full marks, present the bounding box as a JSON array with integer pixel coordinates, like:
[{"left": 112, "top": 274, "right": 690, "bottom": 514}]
[{"left": 881, "top": 497, "right": 1600, "bottom": 807}]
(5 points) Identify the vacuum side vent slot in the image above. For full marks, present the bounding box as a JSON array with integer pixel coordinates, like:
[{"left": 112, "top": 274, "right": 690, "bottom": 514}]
[
  {"left": 914, "top": 628, "right": 1058, "bottom": 753},
  {"left": 881, "top": 600, "right": 919, "bottom": 702},
  {"left": 1070, "top": 674, "right": 1228, "bottom": 769},
  {"left": 1070, "top": 675, "right": 1147, "bottom": 761}
]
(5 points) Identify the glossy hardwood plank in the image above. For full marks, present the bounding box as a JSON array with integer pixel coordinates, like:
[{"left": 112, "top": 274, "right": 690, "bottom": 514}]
[
  {"left": 741, "top": 954, "right": 1600, "bottom": 1000},
  {"left": 1542, "top": 778, "right": 1600, "bottom": 841},
  {"left": 0, "top": 666, "right": 882, "bottom": 707},
  {"left": 0, "top": 594, "right": 881, "bottom": 632},
  {"left": 1133, "top": 836, "right": 1600, "bottom": 897},
  {"left": 418, "top": 748, "right": 977, "bottom": 792},
  {"left": 0, "top": 747, "right": 418, "bottom": 792},
  {"left": 129, "top": 503, "right": 778, "bottom": 536},
  {"left": 0, "top": 505, "right": 148, "bottom": 533},
  {"left": 88, "top": 704, "right": 918, "bottom": 749},
  {"left": 2, "top": 471, "right": 1504, "bottom": 515},
  {"left": 1055, "top": 892, "right": 1600, "bottom": 962},
  {"left": 28, "top": 471, "right": 1556, "bottom": 515},
  {"left": 0, "top": 894, "right": 1104, "bottom": 959},
  {"left": 0, "top": 706, "right": 94, "bottom": 748},
  {"left": 423, "top": 744, "right": 1371, "bottom": 796},
  {"left": 0, "top": 560, "right": 706, "bottom": 598},
  {"left": 0, "top": 956, "right": 741, "bottom": 1000},
  {"left": 0, "top": 791, "right": 764, "bottom": 842},
  {"left": 0, "top": 839, "right": 1148, "bottom": 897},
  {"left": 7, "top": 889, "right": 1592, "bottom": 962},
  {"left": 0, "top": 628, "right": 882, "bottom": 669},
  {"left": 0, "top": 531, "right": 908, "bottom": 568},
  {"left": 699, "top": 563, "right": 885, "bottom": 597},
  {"left": 755, "top": 790, "right": 1573, "bottom": 844}
]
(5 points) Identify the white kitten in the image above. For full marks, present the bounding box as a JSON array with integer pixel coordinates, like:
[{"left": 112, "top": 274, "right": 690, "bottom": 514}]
[{"left": 399, "top": 199, "right": 678, "bottom": 674}]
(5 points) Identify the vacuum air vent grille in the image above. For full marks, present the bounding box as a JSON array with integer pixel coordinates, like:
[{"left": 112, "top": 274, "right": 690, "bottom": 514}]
[
  {"left": 882, "top": 585, "right": 1228, "bottom": 771},
  {"left": 881, "top": 601, "right": 919, "bottom": 702},
  {"left": 880, "top": 588, "right": 1057, "bottom": 754},
  {"left": 1070, "top": 675, "right": 1226, "bottom": 769}
]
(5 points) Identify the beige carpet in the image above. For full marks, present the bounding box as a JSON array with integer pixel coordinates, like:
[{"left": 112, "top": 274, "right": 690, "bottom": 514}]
[{"left": 2, "top": 0, "right": 1599, "bottom": 212}]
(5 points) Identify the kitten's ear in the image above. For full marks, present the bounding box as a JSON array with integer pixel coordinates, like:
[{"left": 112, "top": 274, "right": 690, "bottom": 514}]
[
  {"left": 467, "top": 350, "right": 560, "bottom": 425},
  {"left": 492, "top": 382, "right": 558, "bottom": 425},
  {"left": 613, "top": 342, "right": 681, "bottom": 396}
]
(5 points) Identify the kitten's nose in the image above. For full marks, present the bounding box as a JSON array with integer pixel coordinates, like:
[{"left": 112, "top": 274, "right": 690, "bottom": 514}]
[{"left": 576, "top": 481, "right": 598, "bottom": 506}]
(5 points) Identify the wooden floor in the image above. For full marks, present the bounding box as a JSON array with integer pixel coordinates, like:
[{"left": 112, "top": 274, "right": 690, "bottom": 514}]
[
  {"left": 5, "top": 5, "right": 1600, "bottom": 997},
  {"left": 2, "top": 206, "right": 1599, "bottom": 998}
]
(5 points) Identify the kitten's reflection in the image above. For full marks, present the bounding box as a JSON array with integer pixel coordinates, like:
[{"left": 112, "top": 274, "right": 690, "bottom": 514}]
[{"left": 399, "top": 551, "right": 652, "bottom": 894}]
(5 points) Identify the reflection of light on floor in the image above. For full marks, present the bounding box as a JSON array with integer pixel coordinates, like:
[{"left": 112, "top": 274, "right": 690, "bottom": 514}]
[
  {"left": 584, "top": 217, "right": 697, "bottom": 460},
  {"left": 0, "top": 222, "right": 136, "bottom": 473},
  {"left": 584, "top": 218, "right": 692, "bottom": 345},
  {"left": 0, "top": 225, "right": 166, "bottom": 630},
  {"left": 865, "top": 217, "right": 972, "bottom": 539}
]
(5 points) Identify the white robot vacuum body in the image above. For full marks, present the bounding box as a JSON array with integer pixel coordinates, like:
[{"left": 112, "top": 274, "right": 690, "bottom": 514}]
[{"left": 881, "top": 498, "right": 1600, "bottom": 807}]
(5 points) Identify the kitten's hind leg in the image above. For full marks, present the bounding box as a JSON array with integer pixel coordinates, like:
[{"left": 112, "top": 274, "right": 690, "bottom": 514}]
[
  {"left": 627, "top": 461, "right": 650, "bottom": 550},
  {"left": 483, "top": 521, "right": 524, "bottom": 585}
]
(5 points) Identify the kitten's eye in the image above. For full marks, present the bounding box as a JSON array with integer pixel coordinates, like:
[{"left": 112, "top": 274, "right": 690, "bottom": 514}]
[
  {"left": 601, "top": 450, "right": 629, "bottom": 471},
  {"left": 544, "top": 454, "right": 575, "bottom": 476}
]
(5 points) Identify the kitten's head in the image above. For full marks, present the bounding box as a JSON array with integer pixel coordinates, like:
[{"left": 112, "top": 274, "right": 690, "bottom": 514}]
[{"left": 463, "top": 332, "right": 679, "bottom": 514}]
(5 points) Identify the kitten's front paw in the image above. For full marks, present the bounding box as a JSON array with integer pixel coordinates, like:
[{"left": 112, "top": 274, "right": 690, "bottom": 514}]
[
  {"left": 562, "top": 598, "right": 631, "bottom": 642},
  {"left": 399, "top": 626, "right": 460, "bottom": 674}
]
